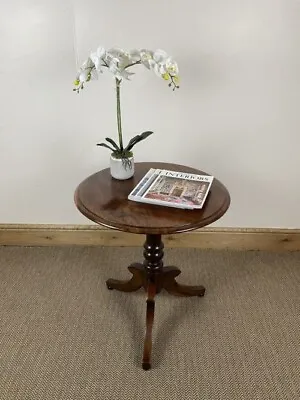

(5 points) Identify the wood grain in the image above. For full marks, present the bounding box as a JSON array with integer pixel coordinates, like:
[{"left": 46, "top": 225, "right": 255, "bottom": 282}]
[
  {"left": 1, "top": 225, "right": 300, "bottom": 251},
  {"left": 74, "top": 162, "right": 231, "bottom": 235}
]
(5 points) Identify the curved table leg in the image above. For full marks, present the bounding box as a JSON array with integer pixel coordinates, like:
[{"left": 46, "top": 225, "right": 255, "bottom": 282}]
[
  {"left": 162, "top": 266, "right": 206, "bottom": 297},
  {"left": 106, "top": 235, "right": 205, "bottom": 370},
  {"left": 142, "top": 279, "right": 156, "bottom": 370},
  {"left": 106, "top": 263, "right": 145, "bottom": 292}
]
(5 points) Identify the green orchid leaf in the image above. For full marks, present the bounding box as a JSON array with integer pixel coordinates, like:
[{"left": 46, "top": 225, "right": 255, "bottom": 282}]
[
  {"left": 125, "top": 131, "right": 153, "bottom": 152},
  {"left": 97, "top": 143, "right": 115, "bottom": 152},
  {"left": 105, "top": 137, "right": 120, "bottom": 151}
]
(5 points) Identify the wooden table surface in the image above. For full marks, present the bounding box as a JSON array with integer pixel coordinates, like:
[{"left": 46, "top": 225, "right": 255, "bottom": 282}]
[{"left": 74, "top": 162, "right": 230, "bottom": 235}]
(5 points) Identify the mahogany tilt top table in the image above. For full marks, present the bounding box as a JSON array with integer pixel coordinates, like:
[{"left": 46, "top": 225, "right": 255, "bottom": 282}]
[{"left": 74, "top": 162, "right": 230, "bottom": 370}]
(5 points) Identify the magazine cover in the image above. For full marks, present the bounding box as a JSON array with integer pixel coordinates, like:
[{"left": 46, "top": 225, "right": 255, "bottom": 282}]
[
  {"left": 128, "top": 169, "right": 214, "bottom": 209},
  {"left": 141, "top": 170, "right": 214, "bottom": 209}
]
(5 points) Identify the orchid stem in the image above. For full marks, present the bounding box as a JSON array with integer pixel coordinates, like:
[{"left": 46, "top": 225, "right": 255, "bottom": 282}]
[{"left": 116, "top": 78, "right": 123, "bottom": 151}]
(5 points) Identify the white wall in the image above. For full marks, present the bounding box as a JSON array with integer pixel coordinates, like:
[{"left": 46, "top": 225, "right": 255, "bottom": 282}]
[{"left": 0, "top": 0, "right": 299, "bottom": 228}]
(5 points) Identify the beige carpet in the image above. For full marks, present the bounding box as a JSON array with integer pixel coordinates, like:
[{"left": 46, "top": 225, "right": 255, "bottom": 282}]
[{"left": 0, "top": 246, "right": 299, "bottom": 400}]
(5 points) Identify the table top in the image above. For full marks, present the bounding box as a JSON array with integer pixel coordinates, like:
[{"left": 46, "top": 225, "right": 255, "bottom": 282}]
[{"left": 74, "top": 162, "right": 230, "bottom": 235}]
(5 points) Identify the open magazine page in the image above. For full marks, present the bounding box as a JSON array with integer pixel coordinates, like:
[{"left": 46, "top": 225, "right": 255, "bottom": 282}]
[{"left": 141, "top": 170, "right": 214, "bottom": 209}]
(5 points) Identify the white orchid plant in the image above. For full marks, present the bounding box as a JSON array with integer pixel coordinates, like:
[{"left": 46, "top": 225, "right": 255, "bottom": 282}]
[{"left": 73, "top": 46, "right": 179, "bottom": 162}]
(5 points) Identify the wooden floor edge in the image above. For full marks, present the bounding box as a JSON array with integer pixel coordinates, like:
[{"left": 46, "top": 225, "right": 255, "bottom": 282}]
[{"left": 0, "top": 224, "right": 299, "bottom": 251}]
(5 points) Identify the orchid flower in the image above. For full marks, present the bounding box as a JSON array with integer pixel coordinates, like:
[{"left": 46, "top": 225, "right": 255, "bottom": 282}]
[
  {"left": 73, "top": 46, "right": 179, "bottom": 160},
  {"left": 74, "top": 46, "right": 179, "bottom": 91},
  {"left": 90, "top": 46, "right": 106, "bottom": 72}
]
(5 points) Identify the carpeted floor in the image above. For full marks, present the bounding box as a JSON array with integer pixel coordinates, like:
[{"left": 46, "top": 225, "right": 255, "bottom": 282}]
[{"left": 0, "top": 246, "right": 299, "bottom": 399}]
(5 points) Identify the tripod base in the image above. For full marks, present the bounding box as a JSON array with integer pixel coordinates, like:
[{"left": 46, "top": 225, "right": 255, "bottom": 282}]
[{"left": 106, "top": 234, "right": 205, "bottom": 370}]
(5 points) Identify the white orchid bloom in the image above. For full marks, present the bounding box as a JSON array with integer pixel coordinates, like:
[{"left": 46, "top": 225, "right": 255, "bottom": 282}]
[
  {"left": 140, "top": 48, "right": 179, "bottom": 84},
  {"left": 78, "top": 69, "right": 96, "bottom": 83},
  {"left": 108, "top": 58, "right": 135, "bottom": 80},
  {"left": 153, "top": 49, "right": 168, "bottom": 64},
  {"left": 152, "top": 62, "right": 166, "bottom": 78},
  {"left": 129, "top": 49, "right": 141, "bottom": 62},
  {"left": 73, "top": 45, "right": 179, "bottom": 91},
  {"left": 104, "top": 48, "right": 138, "bottom": 80},
  {"left": 107, "top": 48, "right": 129, "bottom": 66},
  {"left": 140, "top": 49, "right": 154, "bottom": 69},
  {"left": 165, "top": 57, "right": 179, "bottom": 76},
  {"left": 90, "top": 46, "right": 106, "bottom": 72},
  {"left": 81, "top": 57, "right": 94, "bottom": 70},
  {"left": 75, "top": 57, "right": 95, "bottom": 83},
  {"left": 148, "top": 50, "right": 180, "bottom": 88},
  {"left": 156, "top": 57, "right": 179, "bottom": 80},
  {"left": 110, "top": 48, "right": 140, "bottom": 63},
  {"left": 78, "top": 70, "right": 88, "bottom": 82}
]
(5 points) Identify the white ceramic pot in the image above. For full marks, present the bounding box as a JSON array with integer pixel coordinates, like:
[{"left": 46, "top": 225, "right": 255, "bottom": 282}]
[{"left": 110, "top": 154, "right": 134, "bottom": 180}]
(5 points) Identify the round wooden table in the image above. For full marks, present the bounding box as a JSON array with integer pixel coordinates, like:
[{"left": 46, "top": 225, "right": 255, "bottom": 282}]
[{"left": 74, "top": 162, "right": 230, "bottom": 370}]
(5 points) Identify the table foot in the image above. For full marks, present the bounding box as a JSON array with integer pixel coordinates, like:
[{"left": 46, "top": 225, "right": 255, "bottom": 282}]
[
  {"left": 142, "top": 362, "right": 151, "bottom": 371},
  {"left": 106, "top": 263, "right": 144, "bottom": 292},
  {"left": 162, "top": 266, "right": 206, "bottom": 297}
]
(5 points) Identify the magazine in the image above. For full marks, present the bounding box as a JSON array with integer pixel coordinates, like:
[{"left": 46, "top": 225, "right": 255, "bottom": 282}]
[{"left": 128, "top": 168, "right": 214, "bottom": 209}]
